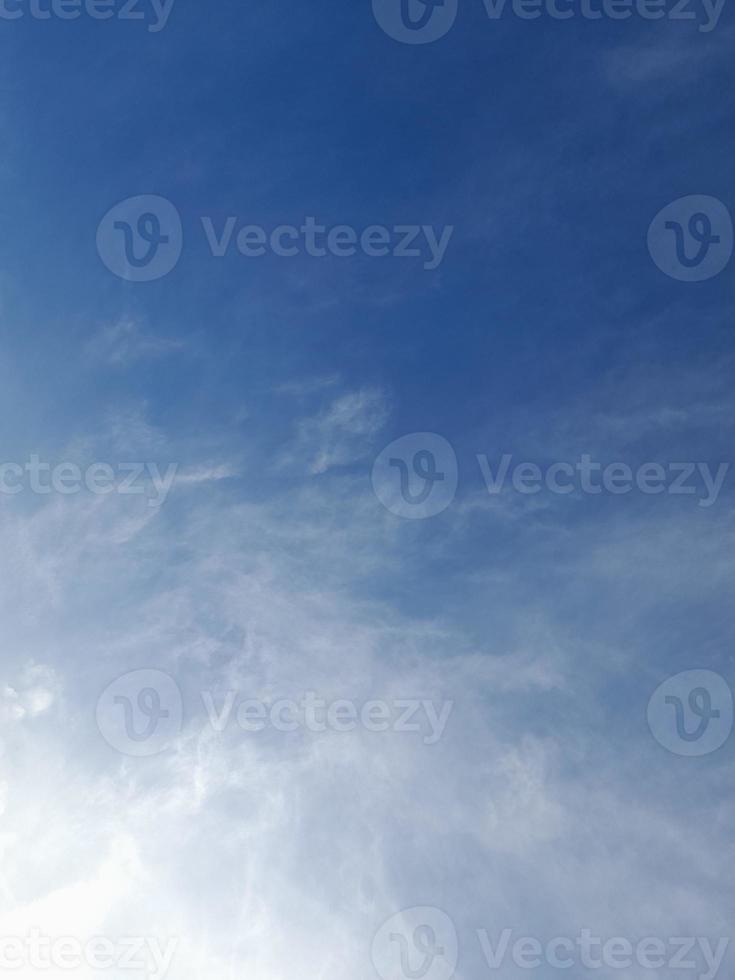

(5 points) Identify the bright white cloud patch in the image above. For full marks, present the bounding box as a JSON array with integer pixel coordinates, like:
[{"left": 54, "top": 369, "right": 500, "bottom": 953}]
[{"left": 1, "top": 384, "right": 732, "bottom": 980}]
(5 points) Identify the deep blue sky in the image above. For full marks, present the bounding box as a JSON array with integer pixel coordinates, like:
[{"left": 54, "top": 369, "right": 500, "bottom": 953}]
[{"left": 2, "top": 0, "right": 733, "bottom": 443}]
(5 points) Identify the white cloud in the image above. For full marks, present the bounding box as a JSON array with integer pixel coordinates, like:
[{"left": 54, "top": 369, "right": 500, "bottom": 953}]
[
  {"left": 0, "top": 665, "right": 59, "bottom": 725},
  {"left": 282, "top": 387, "right": 390, "bottom": 474},
  {"left": 87, "top": 318, "right": 185, "bottom": 367},
  {"left": 0, "top": 390, "right": 731, "bottom": 980}
]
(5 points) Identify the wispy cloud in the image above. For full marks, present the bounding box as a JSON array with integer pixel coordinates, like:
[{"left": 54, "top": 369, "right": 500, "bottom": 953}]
[
  {"left": 87, "top": 318, "right": 186, "bottom": 367},
  {"left": 604, "top": 26, "right": 734, "bottom": 85},
  {"left": 281, "top": 387, "right": 390, "bottom": 474}
]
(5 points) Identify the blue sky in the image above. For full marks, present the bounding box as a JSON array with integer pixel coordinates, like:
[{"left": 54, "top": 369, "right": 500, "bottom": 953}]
[{"left": 1, "top": 2, "right": 734, "bottom": 980}]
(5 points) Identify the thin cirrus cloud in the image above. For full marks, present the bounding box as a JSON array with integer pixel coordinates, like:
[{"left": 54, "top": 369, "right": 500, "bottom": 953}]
[
  {"left": 86, "top": 318, "right": 187, "bottom": 367},
  {"left": 279, "top": 387, "right": 391, "bottom": 475},
  {"left": 1, "top": 373, "right": 733, "bottom": 980}
]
